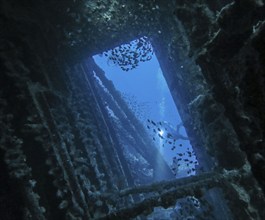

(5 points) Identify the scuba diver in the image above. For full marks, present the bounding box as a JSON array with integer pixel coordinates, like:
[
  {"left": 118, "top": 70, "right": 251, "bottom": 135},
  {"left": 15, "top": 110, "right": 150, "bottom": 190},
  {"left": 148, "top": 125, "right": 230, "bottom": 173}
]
[{"left": 147, "top": 119, "right": 189, "bottom": 141}]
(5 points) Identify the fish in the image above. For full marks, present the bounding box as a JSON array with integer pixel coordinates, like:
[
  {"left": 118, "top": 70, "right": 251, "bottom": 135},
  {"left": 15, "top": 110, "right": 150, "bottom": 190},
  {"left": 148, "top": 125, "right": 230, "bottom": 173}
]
[
  {"left": 167, "top": 133, "right": 173, "bottom": 138},
  {"left": 158, "top": 134, "right": 164, "bottom": 139}
]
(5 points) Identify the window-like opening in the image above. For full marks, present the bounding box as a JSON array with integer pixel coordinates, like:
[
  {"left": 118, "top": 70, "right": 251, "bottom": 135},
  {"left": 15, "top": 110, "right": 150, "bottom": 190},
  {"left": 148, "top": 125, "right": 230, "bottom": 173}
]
[
  {"left": 82, "top": 34, "right": 239, "bottom": 220},
  {"left": 89, "top": 37, "right": 220, "bottom": 219},
  {"left": 93, "top": 37, "right": 198, "bottom": 182}
]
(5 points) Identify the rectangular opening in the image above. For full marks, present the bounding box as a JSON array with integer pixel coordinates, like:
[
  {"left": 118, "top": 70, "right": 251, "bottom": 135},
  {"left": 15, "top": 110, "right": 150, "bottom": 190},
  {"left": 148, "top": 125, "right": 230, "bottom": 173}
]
[
  {"left": 86, "top": 37, "right": 232, "bottom": 220},
  {"left": 93, "top": 37, "right": 198, "bottom": 182}
]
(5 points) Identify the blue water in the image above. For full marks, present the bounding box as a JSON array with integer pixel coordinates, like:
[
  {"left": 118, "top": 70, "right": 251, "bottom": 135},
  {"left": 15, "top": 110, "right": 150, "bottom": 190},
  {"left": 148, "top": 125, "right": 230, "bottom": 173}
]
[{"left": 93, "top": 39, "right": 196, "bottom": 177}]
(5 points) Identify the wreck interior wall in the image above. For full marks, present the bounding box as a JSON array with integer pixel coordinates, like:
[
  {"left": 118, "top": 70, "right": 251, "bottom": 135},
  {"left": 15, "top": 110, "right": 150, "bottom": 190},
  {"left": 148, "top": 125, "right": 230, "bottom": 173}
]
[
  {"left": 1, "top": 0, "right": 265, "bottom": 219},
  {"left": 174, "top": 0, "right": 265, "bottom": 192}
]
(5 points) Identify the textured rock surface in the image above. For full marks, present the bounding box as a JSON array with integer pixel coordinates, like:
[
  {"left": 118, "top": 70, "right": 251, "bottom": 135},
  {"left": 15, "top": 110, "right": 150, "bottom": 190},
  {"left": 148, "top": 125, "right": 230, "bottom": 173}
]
[{"left": 177, "top": 0, "right": 265, "bottom": 192}]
